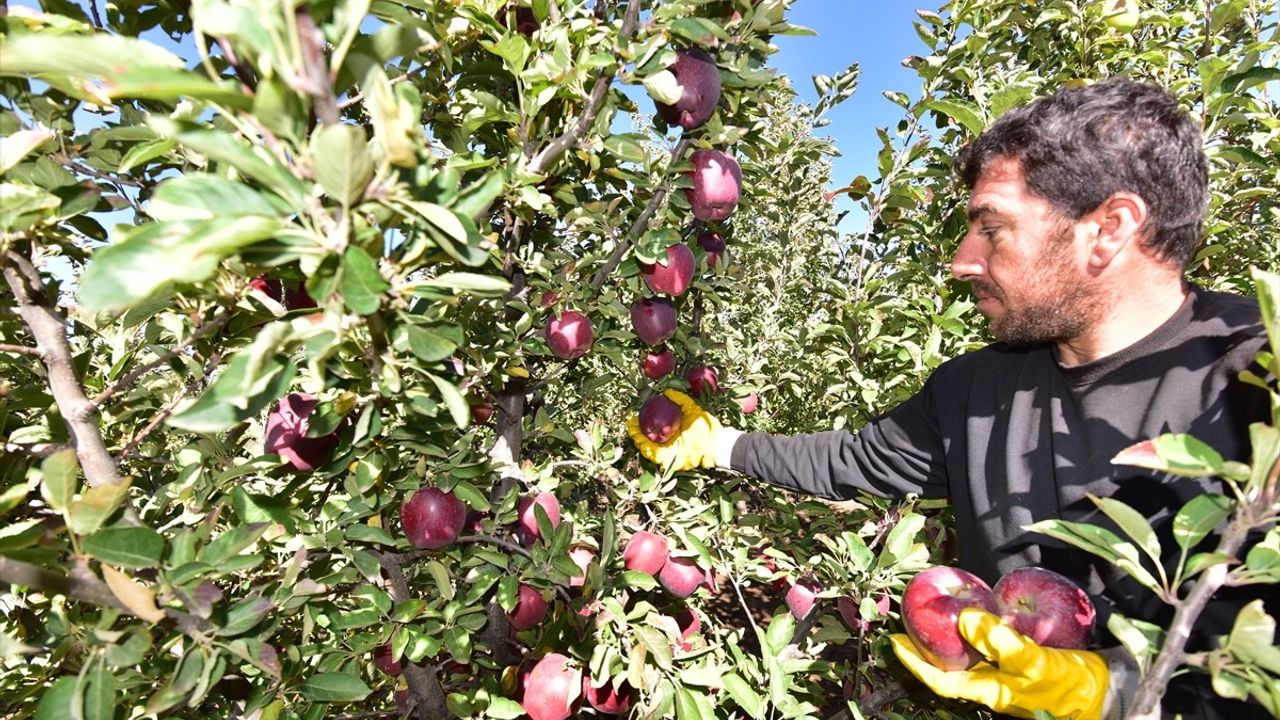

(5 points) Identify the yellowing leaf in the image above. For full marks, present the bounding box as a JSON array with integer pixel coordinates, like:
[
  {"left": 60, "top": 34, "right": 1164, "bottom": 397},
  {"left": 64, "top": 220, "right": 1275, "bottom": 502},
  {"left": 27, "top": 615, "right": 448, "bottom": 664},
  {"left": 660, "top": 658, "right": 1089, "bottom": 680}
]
[{"left": 101, "top": 565, "right": 166, "bottom": 623}]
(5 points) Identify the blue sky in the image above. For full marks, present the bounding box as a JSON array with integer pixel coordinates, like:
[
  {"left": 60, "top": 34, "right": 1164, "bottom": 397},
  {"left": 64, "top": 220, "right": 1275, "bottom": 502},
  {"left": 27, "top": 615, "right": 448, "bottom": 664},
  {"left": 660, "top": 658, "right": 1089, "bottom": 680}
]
[{"left": 770, "top": 1, "right": 931, "bottom": 230}]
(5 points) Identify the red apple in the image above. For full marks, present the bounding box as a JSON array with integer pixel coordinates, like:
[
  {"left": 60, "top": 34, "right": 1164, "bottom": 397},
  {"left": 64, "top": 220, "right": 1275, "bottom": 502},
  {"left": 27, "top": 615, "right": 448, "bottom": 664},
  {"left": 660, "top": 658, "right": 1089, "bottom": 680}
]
[
  {"left": 675, "top": 607, "right": 701, "bottom": 651},
  {"left": 686, "top": 365, "right": 718, "bottom": 397},
  {"left": 641, "top": 243, "right": 696, "bottom": 296},
  {"left": 697, "top": 231, "right": 726, "bottom": 267},
  {"left": 249, "top": 275, "right": 316, "bottom": 310},
  {"left": 568, "top": 546, "right": 596, "bottom": 588},
  {"left": 993, "top": 566, "right": 1096, "bottom": 649},
  {"left": 658, "top": 556, "right": 704, "bottom": 598},
  {"left": 655, "top": 49, "right": 722, "bottom": 130},
  {"left": 374, "top": 643, "right": 401, "bottom": 676},
  {"left": 395, "top": 688, "right": 410, "bottom": 714},
  {"left": 544, "top": 310, "right": 593, "bottom": 360},
  {"left": 264, "top": 392, "right": 339, "bottom": 472},
  {"left": 901, "top": 566, "right": 999, "bottom": 671},
  {"left": 517, "top": 492, "right": 561, "bottom": 542},
  {"left": 623, "top": 531, "right": 670, "bottom": 576},
  {"left": 508, "top": 582, "right": 549, "bottom": 630},
  {"left": 785, "top": 579, "right": 820, "bottom": 620},
  {"left": 686, "top": 149, "right": 741, "bottom": 221},
  {"left": 401, "top": 487, "right": 467, "bottom": 550},
  {"left": 837, "top": 596, "right": 861, "bottom": 630},
  {"left": 463, "top": 509, "right": 487, "bottom": 534},
  {"left": 470, "top": 400, "right": 494, "bottom": 424},
  {"left": 503, "top": 5, "right": 538, "bottom": 36},
  {"left": 630, "top": 297, "right": 677, "bottom": 345},
  {"left": 736, "top": 392, "right": 758, "bottom": 414},
  {"left": 582, "top": 677, "right": 635, "bottom": 715},
  {"left": 638, "top": 395, "right": 683, "bottom": 443},
  {"left": 641, "top": 348, "right": 676, "bottom": 379},
  {"left": 521, "top": 653, "right": 581, "bottom": 720}
]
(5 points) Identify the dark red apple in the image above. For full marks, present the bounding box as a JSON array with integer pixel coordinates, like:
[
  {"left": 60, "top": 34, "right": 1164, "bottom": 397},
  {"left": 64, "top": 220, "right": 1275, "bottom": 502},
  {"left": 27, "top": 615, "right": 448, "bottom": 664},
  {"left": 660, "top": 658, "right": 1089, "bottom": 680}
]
[
  {"left": 544, "top": 310, "right": 593, "bottom": 360},
  {"left": 901, "top": 566, "right": 999, "bottom": 671},
  {"left": 582, "top": 677, "right": 635, "bottom": 715},
  {"left": 641, "top": 348, "right": 676, "bottom": 379},
  {"left": 374, "top": 643, "right": 401, "bottom": 676},
  {"left": 837, "top": 596, "right": 861, "bottom": 630},
  {"left": 470, "top": 400, "right": 494, "bottom": 424},
  {"left": 638, "top": 395, "right": 683, "bottom": 443},
  {"left": 517, "top": 492, "right": 562, "bottom": 542},
  {"left": 521, "top": 653, "right": 581, "bottom": 720},
  {"left": 736, "top": 392, "right": 758, "bottom": 414},
  {"left": 508, "top": 582, "right": 548, "bottom": 630},
  {"left": 641, "top": 243, "right": 696, "bottom": 296},
  {"left": 658, "top": 556, "right": 704, "bottom": 598},
  {"left": 993, "top": 566, "right": 1096, "bottom": 649},
  {"left": 686, "top": 365, "right": 718, "bottom": 397},
  {"left": 401, "top": 487, "right": 467, "bottom": 550},
  {"left": 785, "top": 579, "right": 820, "bottom": 620},
  {"left": 675, "top": 607, "right": 701, "bottom": 651},
  {"left": 655, "top": 49, "right": 722, "bottom": 130},
  {"left": 503, "top": 5, "right": 538, "bottom": 36},
  {"left": 249, "top": 275, "right": 316, "bottom": 310},
  {"left": 463, "top": 509, "right": 487, "bottom": 534},
  {"left": 630, "top": 297, "right": 677, "bottom": 345},
  {"left": 697, "top": 231, "right": 726, "bottom": 267},
  {"left": 623, "top": 531, "right": 670, "bottom": 576},
  {"left": 264, "top": 392, "right": 339, "bottom": 472},
  {"left": 686, "top": 149, "right": 741, "bottom": 221},
  {"left": 568, "top": 546, "right": 596, "bottom": 588}
]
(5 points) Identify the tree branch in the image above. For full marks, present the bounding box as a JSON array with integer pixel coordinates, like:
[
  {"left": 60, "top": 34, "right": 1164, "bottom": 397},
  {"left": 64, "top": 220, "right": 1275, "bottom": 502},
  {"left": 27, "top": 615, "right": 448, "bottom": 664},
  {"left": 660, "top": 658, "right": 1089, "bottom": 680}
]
[
  {"left": 590, "top": 137, "right": 693, "bottom": 291},
  {"left": 378, "top": 552, "right": 450, "bottom": 720},
  {"left": 88, "top": 310, "right": 231, "bottom": 412},
  {"left": 0, "top": 342, "right": 44, "bottom": 358},
  {"left": 296, "top": 7, "right": 340, "bottom": 126},
  {"left": 2, "top": 250, "right": 123, "bottom": 487}
]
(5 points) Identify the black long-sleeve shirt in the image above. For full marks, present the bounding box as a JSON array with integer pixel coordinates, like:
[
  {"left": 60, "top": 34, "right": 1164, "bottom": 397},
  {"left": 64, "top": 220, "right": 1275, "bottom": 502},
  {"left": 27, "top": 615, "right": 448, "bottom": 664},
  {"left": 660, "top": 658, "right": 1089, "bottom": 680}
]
[{"left": 730, "top": 286, "right": 1274, "bottom": 718}]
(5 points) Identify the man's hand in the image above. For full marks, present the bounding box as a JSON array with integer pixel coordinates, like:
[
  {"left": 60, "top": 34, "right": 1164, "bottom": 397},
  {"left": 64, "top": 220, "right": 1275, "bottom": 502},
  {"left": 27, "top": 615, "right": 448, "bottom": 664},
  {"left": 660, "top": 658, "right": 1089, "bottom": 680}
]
[
  {"left": 626, "top": 389, "right": 722, "bottom": 471},
  {"left": 891, "top": 608, "right": 1109, "bottom": 720}
]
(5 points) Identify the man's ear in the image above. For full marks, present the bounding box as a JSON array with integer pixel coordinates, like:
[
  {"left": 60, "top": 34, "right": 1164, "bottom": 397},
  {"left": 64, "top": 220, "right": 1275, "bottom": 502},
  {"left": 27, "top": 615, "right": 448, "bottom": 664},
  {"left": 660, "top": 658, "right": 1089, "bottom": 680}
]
[{"left": 1087, "top": 192, "right": 1148, "bottom": 269}]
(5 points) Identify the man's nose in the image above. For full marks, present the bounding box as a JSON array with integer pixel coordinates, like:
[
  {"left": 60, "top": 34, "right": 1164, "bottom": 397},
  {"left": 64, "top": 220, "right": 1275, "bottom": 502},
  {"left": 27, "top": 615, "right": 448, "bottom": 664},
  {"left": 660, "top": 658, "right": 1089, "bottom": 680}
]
[{"left": 950, "top": 232, "right": 985, "bottom": 281}]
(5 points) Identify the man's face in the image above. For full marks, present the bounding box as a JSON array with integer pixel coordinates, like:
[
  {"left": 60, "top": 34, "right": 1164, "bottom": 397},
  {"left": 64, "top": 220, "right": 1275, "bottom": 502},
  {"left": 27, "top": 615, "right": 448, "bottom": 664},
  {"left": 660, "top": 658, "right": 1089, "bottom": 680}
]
[{"left": 950, "top": 157, "right": 1104, "bottom": 346}]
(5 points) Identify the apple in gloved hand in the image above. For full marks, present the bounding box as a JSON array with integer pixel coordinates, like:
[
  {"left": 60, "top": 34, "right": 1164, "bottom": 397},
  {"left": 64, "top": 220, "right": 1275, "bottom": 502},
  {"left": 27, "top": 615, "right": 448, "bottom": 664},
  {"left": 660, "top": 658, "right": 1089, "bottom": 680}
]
[
  {"left": 901, "top": 566, "right": 999, "bottom": 671},
  {"left": 638, "top": 395, "right": 683, "bottom": 443},
  {"left": 994, "top": 566, "right": 1096, "bottom": 649}
]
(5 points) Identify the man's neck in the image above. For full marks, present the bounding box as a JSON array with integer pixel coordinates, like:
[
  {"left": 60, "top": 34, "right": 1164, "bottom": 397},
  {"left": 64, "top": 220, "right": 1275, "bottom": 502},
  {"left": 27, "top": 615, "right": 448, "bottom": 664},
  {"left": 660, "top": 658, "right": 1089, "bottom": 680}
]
[{"left": 1055, "top": 278, "right": 1189, "bottom": 368}]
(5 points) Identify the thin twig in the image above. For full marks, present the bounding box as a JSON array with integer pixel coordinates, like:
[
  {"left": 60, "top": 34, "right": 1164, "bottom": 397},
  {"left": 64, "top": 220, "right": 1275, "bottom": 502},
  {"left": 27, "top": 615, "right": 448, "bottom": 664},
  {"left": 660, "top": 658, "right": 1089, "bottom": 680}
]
[
  {"left": 3, "top": 442, "right": 70, "bottom": 457},
  {"left": 120, "top": 386, "right": 190, "bottom": 458},
  {"left": 88, "top": 310, "right": 231, "bottom": 412},
  {"left": 0, "top": 343, "right": 43, "bottom": 358},
  {"left": 2, "top": 250, "right": 123, "bottom": 487},
  {"left": 296, "top": 7, "right": 340, "bottom": 126},
  {"left": 338, "top": 65, "right": 431, "bottom": 111},
  {"left": 88, "top": 0, "right": 104, "bottom": 29},
  {"left": 216, "top": 36, "right": 258, "bottom": 90},
  {"left": 456, "top": 534, "right": 534, "bottom": 559}
]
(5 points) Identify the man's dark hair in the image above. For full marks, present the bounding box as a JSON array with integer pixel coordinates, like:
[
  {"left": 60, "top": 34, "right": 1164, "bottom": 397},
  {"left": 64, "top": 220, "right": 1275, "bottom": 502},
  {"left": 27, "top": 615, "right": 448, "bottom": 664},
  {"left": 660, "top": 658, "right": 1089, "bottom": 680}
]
[{"left": 955, "top": 76, "right": 1209, "bottom": 269}]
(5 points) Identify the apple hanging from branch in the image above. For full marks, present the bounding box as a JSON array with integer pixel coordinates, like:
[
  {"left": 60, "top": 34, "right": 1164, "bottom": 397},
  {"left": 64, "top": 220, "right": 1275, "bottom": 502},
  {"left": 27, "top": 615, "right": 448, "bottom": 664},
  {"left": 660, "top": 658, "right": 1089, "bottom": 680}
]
[
  {"left": 401, "top": 487, "right": 467, "bottom": 550},
  {"left": 544, "top": 310, "right": 594, "bottom": 360},
  {"left": 687, "top": 149, "right": 742, "bottom": 221},
  {"left": 649, "top": 48, "right": 722, "bottom": 130},
  {"left": 640, "top": 348, "right": 676, "bottom": 379},
  {"left": 630, "top": 297, "right": 678, "bottom": 345},
  {"left": 641, "top": 243, "right": 696, "bottom": 296},
  {"left": 264, "top": 392, "right": 339, "bottom": 472}
]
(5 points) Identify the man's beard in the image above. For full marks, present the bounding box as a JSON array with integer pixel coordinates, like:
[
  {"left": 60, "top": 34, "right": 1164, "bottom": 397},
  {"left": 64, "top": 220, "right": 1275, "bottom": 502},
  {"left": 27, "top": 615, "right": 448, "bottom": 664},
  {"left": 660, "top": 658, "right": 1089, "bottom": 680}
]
[{"left": 975, "top": 223, "right": 1105, "bottom": 346}]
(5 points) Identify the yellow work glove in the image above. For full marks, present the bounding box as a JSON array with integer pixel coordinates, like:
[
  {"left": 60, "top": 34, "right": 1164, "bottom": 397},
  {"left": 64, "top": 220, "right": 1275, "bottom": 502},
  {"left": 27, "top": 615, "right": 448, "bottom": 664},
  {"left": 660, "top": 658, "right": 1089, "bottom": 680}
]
[
  {"left": 625, "top": 389, "right": 722, "bottom": 471},
  {"left": 891, "top": 608, "right": 1109, "bottom": 720}
]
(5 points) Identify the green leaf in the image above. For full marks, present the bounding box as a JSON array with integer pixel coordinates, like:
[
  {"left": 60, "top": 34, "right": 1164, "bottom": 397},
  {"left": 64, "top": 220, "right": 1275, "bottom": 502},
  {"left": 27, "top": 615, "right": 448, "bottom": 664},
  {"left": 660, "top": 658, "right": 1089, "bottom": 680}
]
[
  {"left": 105, "top": 68, "right": 251, "bottom": 109},
  {"left": 82, "top": 527, "right": 165, "bottom": 568},
  {"left": 668, "top": 17, "right": 727, "bottom": 45},
  {"left": 426, "top": 560, "right": 454, "bottom": 600},
  {"left": 1111, "top": 434, "right": 1225, "bottom": 477},
  {"left": 35, "top": 677, "right": 78, "bottom": 720},
  {"left": 643, "top": 69, "right": 684, "bottom": 105},
  {"left": 923, "top": 98, "right": 985, "bottom": 134},
  {"left": 427, "top": 373, "right": 469, "bottom": 429},
  {"left": 118, "top": 138, "right": 176, "bottom": 174},
  {"left": 1172, "top": 494, "right": 1232, "bottom": 551},
  {"left": 1106, "top": 613, "right": 1163, "bottom": 673},
  {"left": 82, "top": 658, "right": 117, "bottom": 720},
  {"left": 634, "top": 625, "right": 672, "bottom": 670},
  {"left": 299, "top": 672, "right": 372, "bottom": 702},
  {"left": 0, "top": 483, "right": 29, "bottom": 517},
  {"left": 673, "top": 684, "right": 705, "bottom": 720},
  {"left": 40, "top": 448, "right": 78, "bottom": 512},
  {"left": 0, "top": 127, "right": 55, "bottom": 176},
  {"left": 167, "top": 352, "right": 296, "bottom": 433},
  {"left": 1089, "top": 494, "right": 1162, "bottom": 568},
  {"left": 67, "top": 479, "right": 132, "bottom": 536},
  {"left": 486, "top": 697, "right": 526, "bottom": 719},
  {"left": 219, "top": 595, "right": 274, "bottom": 636},
  {"left": 0, "top": 182, "right": 60, "bottom": 231},
  {"left": 763, "top": 612, "right": 796, "bottom": 657},
  {"left": 722, "top": 673, "right": 766, "bottom": 719},
  {"left": 1025, "top": 519, "right": 1164, "bottom": 597},
  {"left": 880, "top": 512, "right": 925, "bottom": 563},
  {"left": 402, "top": 325, "right": 458, "bottom": 363},
  {"left": 1222, "top": 66, "right": 1280, "bottom": 93},
  {"left": 452, "top": 170, "right": 505, "bottom": 221},
  {"left": 1225, "top": 600, "right": 1280, "bottom": 674},
  {"left": 408, "top": 273, "right": 511, "bottom": 297},
  {"left": 340, "top": 246, "right": 390, "bottom": 315},
  {"left": 153, "top": 118, "right": 307, "bottom": 206},
  {"left": 0, "top": 34, "right": 182, "bottom": 79},
  {"left": 620, "top": 570, "right": 659, "bottom": 590},
  {"left": 149, "top": 175, "right": 281, "bottom": 221},
  {"left": 444, "top": 625, "right": 473, "bottom": 663},
  {"left": 312, "top": 124, "right": 373, "bottom": 206},
  {"left": 199, "top": 523, "right": 268, "bottom": 565}
]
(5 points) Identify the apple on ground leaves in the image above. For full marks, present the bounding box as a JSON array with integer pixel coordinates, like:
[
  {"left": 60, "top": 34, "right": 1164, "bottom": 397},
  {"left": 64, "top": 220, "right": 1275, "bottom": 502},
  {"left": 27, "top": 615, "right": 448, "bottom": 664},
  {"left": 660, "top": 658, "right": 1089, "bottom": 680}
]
[
  {"left": 374, "top": 643, "right": 401, "bottom": 676},
  {"left": 521, "top": 653, "right": 581, "bottom": 720},
  {"left": 654, "top": 48, "right": 722, "bottom": 130},
  {"left": 642, "top": 243, "right": 696, "bottom": 296},
  {"left": 623, "top": 530, "right": 670, "bottom": 576},
  {"left": 630, "top": 297, "right": 678, "bottom": 345},
  {"left": 902, "top": 566, "right": 999, "bottom": 671},
  {"left": 264, "top": 392, "right": 339, "bottom": 472},
  {"left": 675, "top": 607, "right": 701, "bottom": 651},
  {"left": 401, "top": 487, "right": 467, "bottom": 550},
  {"left": 582, "top": 677, "right": 636, "bottom": 715},
  {"left": 641, "top": 348, "right": 676, "bottom": 379},
  {"left": 994, "top": 566, "right": 1095, "bottom": 649},
  {"left": 687, "top": 149, "right": 742, "bottom": 221},
  {"left": 658, "top": 555, "right": 705, "bottom": 598},
  {"left": 508, "top": 583, "right": 549, "bottom": 630},
  {"left": 687, "top": 365, "right": 719, "bottom": 397},
  {"left": 638, "top": 395, "right": 683, "bottom": 443},
  {"left": 785, "top": 579, "right": 820, "bottom": 620},
  {"left": 544, "top": 310, "right": 594, "bottom": 360},
  {"left": 517, "top": 492, "right": 562, "bottom": 544},
  {"left": 697, "top": 231, "right": 726, "bottom": 268}
]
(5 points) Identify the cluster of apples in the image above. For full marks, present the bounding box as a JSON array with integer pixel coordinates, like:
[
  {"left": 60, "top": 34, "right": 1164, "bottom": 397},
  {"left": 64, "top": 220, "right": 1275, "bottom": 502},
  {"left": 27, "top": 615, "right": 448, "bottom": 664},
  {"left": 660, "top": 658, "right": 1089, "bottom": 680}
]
[{"left": 901, "top": 565, "right": 1097, "bottom": 671}]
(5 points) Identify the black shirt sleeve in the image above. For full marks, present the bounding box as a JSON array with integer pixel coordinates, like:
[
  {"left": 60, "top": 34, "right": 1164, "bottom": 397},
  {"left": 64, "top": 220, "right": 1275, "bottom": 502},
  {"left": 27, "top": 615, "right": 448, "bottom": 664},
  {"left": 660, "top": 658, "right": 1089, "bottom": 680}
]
[{"left": 729, "top": 373, "right": 950, "bottom": 501}]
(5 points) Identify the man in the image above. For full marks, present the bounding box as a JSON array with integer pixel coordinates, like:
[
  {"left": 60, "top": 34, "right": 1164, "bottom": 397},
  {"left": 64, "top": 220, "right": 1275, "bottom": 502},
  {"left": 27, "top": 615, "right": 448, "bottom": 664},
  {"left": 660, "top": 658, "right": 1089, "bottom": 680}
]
[{"left": 628, "top": 77, "right": 1273, "bottom": 718}]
